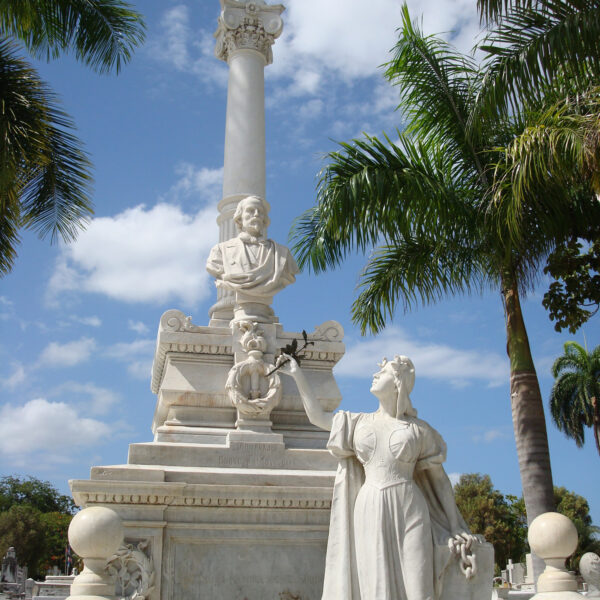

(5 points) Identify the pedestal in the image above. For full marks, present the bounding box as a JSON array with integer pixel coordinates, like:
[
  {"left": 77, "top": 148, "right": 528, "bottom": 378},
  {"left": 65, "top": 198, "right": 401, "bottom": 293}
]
[{"left": 70, "top": 311, "right": 345, "bottom": 600}]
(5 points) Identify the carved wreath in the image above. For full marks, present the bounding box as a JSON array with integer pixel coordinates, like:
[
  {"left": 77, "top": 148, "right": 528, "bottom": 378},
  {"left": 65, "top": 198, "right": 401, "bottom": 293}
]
[
  {"left": 225, "top": 356, "right": 282, "bottom": 416},
  {"left": 107, "top": 539, "right": 155, "bottom": 600}
]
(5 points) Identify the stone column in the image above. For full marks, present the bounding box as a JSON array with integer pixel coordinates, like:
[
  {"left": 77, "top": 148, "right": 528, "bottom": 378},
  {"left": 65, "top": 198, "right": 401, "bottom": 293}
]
[{"left": 211, "top": 0, "right": 284, "bottom": 319}]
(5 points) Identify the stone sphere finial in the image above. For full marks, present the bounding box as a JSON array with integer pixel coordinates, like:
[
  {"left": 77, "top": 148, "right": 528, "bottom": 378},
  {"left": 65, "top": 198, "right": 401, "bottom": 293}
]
[
  {"left": 528, "top": 512, "right": 578, "bottom": 561},
  {"left": 69, "top": 506, "right": 123, "bottom": 559},
  {"left": 67, "top": 507, "right": 123, "bottom": 600},
  {"left": 528, "top": 512, "right": 583, "bottom": 598}
]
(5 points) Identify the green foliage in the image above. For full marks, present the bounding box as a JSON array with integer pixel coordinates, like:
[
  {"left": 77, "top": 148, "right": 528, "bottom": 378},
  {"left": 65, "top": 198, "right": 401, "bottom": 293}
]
[
  {"left": 454, "top": 474, "right": 528, "bottom": 572},
  {"left": 39, "top": 512, "right": 74, "bottom": 575},
  {"left": 550, "top": 341, "right": 600, "bottom": 454},
  {"left": 291, "top": 5, "right": 560, "bottom": 335},
  {"left": 0, "top": 0, "right": 146, "bottom": 74},
  {"left": 543, "top": 239, "right": 600, "bottom": 333},
  {"left": 0, "top": 476, "right": 77, "bottom": 578},
  {"left": 475, "top": 0, "right": 600, "bottom": 333},
  {"left": 477, "top": 0, "right": 600, "bottom": 116},
  {"left": 0, "top": 38, "right": 93, "bottom": 275},
  {"left": 0, "top": 475, "right": 76, "bottom": 514},
  {"left": 0, "top": 0, "right": 145, "bottom": 275},
  {"left": 454, "top": 475, "right": 600, "bottom": 574},
  {"left": 0, "top": 505, "right": 48, "bottom": 579},
  {"left": 554, "top": 486, "right": 600, "bottom": 570}
]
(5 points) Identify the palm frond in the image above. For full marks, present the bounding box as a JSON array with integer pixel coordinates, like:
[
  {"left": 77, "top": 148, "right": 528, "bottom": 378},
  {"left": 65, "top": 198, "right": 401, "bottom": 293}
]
[
  {"left": 0, "top": 0, "right": 146, "bottom": 73},
  {"left": 20, "top": 122, "right": 92, "bottom": 242},
  {"left": 386, "top": 5, "right": 488, "bottom": 177},
  {"left": 0, "top": 39, "right": 93, "bottom": 274},
  {"left": 351, "top": 237, "right": 494, "bottom": 333},
  {"left": 549, "top": 341, "right": 600, "bottom": 449},
  {"left": 477, "top": 0, "right": 600, "bottom": 115},
  {"left": 488, "top": 88, "right": 600, "bottom": 244},
  {"left": 0, "top": 186, "right": 21, "bottom": 275},
  {"left": 291, "top": 133, "right": 479, "bottom": 273},
  {"left": 478, "top": 0, "right": 534, "bottom": 22}
]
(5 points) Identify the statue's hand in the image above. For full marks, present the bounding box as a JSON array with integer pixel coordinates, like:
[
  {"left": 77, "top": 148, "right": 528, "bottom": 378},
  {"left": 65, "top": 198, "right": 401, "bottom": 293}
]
[
  {"left": 449, "top": 531, "right": 477, "bottom": 550},
  {"left": 276, "top": 353, "right": 299, "bottom": 377}
]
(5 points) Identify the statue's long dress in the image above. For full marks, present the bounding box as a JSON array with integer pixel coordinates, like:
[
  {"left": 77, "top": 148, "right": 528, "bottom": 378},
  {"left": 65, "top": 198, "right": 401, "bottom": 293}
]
[{"left": 322, "top": 411, "right": 452, "bottom": 600}]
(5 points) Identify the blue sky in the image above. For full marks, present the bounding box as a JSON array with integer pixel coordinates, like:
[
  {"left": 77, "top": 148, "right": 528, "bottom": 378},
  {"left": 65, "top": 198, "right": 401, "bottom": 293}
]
[{"left": 1, "top": 0, "right": 598, "bottom": 528}]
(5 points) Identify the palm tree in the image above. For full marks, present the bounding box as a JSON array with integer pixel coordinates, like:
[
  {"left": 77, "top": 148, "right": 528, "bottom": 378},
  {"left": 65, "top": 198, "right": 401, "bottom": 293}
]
[
  {"left": 291, "top": 6, "right": 565, "bottom": 531},
  {"left": 550, "top": 341, "right": 600, "bottom": 455},
  {"left": 475, "top": 0, "right": 600, "bottom": 333},
  {"left": 0, "top": 0, "right": 145, "bottom": 275}
]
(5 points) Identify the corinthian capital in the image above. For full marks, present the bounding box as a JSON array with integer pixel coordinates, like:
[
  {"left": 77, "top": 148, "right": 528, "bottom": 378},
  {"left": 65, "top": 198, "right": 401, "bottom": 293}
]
[{"left": 214, "top": 0, "right": 285, "bottom": 65}]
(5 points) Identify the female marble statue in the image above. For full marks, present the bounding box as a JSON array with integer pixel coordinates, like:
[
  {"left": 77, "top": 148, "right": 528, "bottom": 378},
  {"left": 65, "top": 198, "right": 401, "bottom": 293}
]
[{"left": 278, "top": 354, "right": 479, "bottom": 600}]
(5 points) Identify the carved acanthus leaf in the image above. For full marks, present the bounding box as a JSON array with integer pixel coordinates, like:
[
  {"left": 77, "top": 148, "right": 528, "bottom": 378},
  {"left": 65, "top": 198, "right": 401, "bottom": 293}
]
[{"left": 214, "top": 0, "right": 284, "bottom": 64}]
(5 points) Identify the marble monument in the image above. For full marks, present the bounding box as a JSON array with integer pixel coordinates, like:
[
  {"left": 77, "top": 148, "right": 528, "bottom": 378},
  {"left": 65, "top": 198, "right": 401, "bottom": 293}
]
[
  {"left": 69, "top": 2, "right": 344, "bottom": 599},
  {"left": 68, "top": 1, "right": 493, "bottom": 599}
]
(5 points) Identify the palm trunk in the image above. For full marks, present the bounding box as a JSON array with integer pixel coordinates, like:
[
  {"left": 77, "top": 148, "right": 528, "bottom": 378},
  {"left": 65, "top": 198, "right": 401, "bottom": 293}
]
[
  {"left": 592, "top": 396, "right": 600, "bottom": 456},
  {"left": 502, "top": 274, "right": 555, "bottom": 583}
]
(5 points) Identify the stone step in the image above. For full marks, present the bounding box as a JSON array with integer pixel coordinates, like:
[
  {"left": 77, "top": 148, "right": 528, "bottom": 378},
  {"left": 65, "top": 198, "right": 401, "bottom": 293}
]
[{"left": 126, "top": 441, "right": 337, "bottom": 471}]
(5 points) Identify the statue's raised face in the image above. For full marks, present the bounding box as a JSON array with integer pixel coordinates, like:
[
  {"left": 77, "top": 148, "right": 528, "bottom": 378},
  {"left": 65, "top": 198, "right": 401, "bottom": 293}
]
[
  {"left": 234, "top": 195, "right": 270, "bottom": 236},
  {"left": 371, "top": 356, "right": 417, "bottom": 418},
  {"left": 370, "top": 363, "right": 396, "bottom": 397}
]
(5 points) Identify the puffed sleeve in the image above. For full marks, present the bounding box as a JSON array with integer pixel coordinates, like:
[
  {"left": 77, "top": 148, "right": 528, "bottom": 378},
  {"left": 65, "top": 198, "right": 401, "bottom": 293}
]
[
  {"left": 415, "top": 420, "right": 447, "bottom": 471},
  {"left": 326, "top": 411, "right": 362, "bottom": 459}
]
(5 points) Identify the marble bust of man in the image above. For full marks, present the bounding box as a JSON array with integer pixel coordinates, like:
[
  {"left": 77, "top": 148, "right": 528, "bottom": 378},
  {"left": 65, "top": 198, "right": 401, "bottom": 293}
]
[{"left": 206, "top": 195, "right": 299, "bottom": 310}]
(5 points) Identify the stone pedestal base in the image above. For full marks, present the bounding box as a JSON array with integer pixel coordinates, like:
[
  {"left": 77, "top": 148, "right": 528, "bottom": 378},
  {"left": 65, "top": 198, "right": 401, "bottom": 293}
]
[
  {"left": 70, "top": 440, "right": 336, "bottom": 600},
  {"left": 70, "top": 310, "right": 345, "bottom": 600}
]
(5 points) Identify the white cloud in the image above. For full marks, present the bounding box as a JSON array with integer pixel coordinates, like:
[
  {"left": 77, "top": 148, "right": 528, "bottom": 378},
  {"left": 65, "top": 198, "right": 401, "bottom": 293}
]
[
  {"left": 127, "top": 360, "right": 153, "bottom": 380},
  {"left": 55, "top": 382, "right": 120, "bottom": 416},
  {"left": 38, "top": 337, "right": 96, "bottom": 368},
  {"left": 148, "top": 5, "right": 227, "bottom": 86},
  {"left": 473, "top": 428, "right": 507, "bottom": 444},
  {"left": 150, "top": 1, "right": 481, "bottom": 96},
  {"left": 0, "top": 399, "right": 111, "bottom": 458},
  {"left": 104, "top": 339, "right": 154, "bottom": 360},
  {"left": 298, "top": 99, "right": 324, "bottom": 121},
  {"left": 164, "top": 163, "right": 223, "bottom": 203},
  {"left": 0, "top": 296, "right": 13, "bottom": 307},
  {"left": 3, "top": 363, "right": 26, "bottom": 390},
  {"left": 335, "top": 327, "right": 508, "bottom": 388},
  {"left": 104, "top": 339, "right": 155, "bottom": 381},
  {"left": 128, "top": 320, "right": 150, "bottom": 335},
  {"left": 270, "top": 0, "right": 481, "bottom": 89},
  {"left": 47, "top": 202, "right": 218, "bottom": 306},
  {"left": 71, "top": 315, "right": 102, "bottom": 327}
]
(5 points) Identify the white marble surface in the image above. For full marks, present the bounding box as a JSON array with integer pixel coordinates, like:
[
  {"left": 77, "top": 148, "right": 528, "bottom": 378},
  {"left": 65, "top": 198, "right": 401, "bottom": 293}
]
[
  {"left": 207, "top": 196, "right": 299, "bottom": 321},
  {"left": 529, "top": 512, "right": 584, "bottom": 599},
  {"left": 213, "top": 0, "right": 285, "bottom": 318},
  {"left": 580, "top": 553, "right": 600, "bottom": 598},
  {"left": 67, "top": 507, "right": 123, "bottom": 600},
  {"left": 279, "top": 354, "right": 494, "bottom": 599}
]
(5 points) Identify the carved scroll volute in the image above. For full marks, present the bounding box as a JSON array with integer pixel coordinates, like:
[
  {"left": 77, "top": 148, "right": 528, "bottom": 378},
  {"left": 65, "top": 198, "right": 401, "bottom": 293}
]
[
  {"left": 226, "top": 321, "right": 281, "bottom": 421},
  {"left": 214, "top": 0, "right": 284, "bottom": 64}
]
